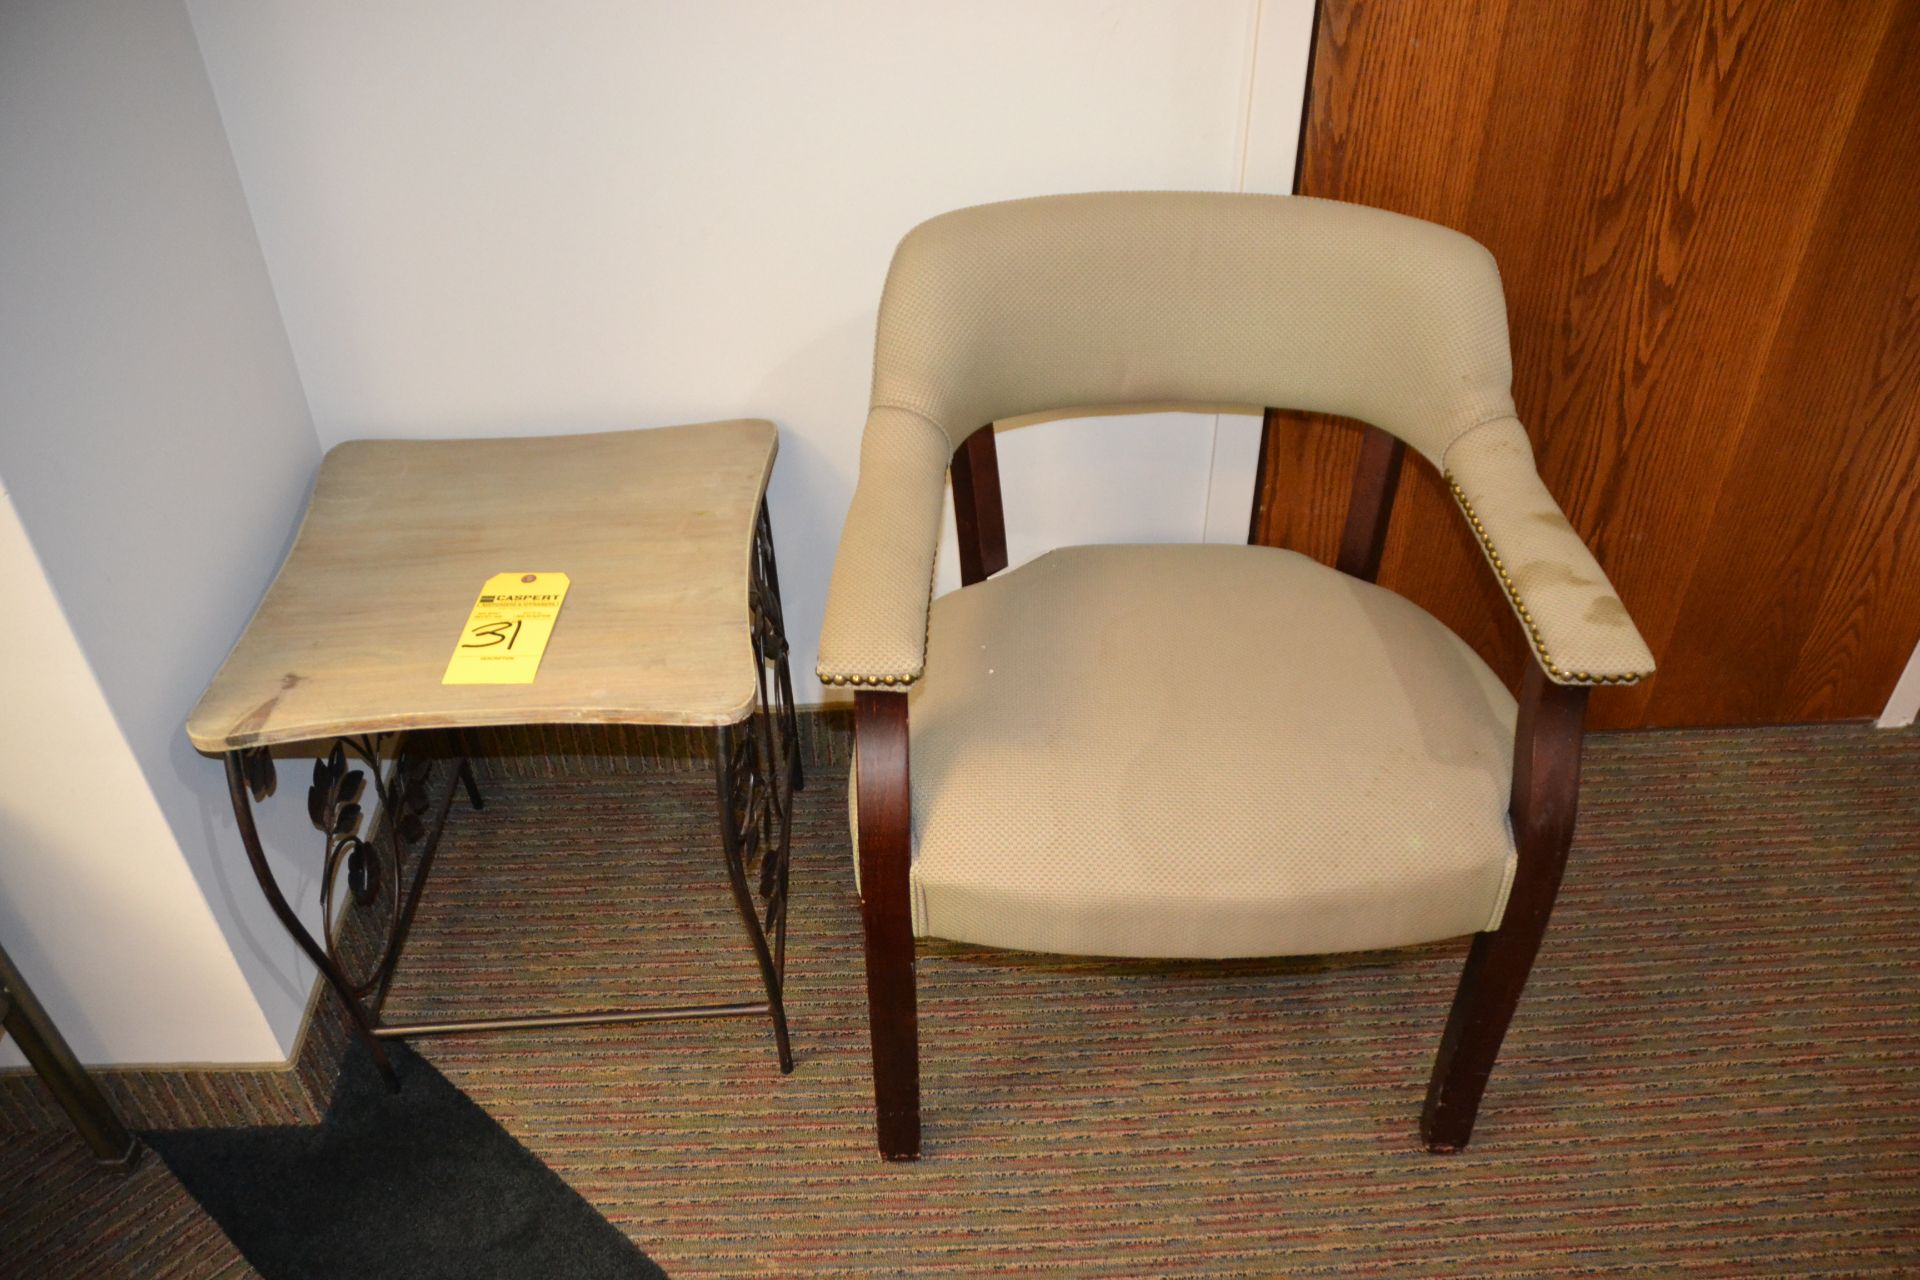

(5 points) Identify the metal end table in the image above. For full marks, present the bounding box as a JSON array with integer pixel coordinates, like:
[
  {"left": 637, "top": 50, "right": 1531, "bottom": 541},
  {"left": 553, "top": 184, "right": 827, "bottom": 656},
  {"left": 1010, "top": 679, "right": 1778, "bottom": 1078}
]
[{"left": 186, "top": 420, "right": 802, "bottom": 1085}]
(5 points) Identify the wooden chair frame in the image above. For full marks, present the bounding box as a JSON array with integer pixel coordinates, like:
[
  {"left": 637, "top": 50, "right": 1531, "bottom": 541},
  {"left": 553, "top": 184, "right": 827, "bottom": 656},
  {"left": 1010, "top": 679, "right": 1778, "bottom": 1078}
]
[{"left": 854, "top": 413, "right": 1588, "bottom": 1160}]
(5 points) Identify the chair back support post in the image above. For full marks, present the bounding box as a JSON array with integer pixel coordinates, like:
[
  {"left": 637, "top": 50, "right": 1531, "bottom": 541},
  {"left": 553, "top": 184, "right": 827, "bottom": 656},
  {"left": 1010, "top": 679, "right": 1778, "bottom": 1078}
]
[
  {"left": 1247, "top": 413, "right": 1406, "bottom": 580},
  {"left": 1247, "top": 408, "right": 1282, "bottom": 543},
  {"left": 951, "top": 424, "right": 1008, "bottom": 586},
  {"left": 853, "top": 689, "right": 922, "bottom": 1159},
  {"left": 1335, "top": 425, "right": 1406, "bottom": 582},
  {"left": 1421, "top": 660, "right": 1589, "bottom": 1150}
]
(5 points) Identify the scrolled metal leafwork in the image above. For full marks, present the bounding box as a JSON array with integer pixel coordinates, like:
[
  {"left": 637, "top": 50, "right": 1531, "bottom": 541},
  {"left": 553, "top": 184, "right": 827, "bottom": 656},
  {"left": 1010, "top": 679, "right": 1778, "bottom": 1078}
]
[
  {"left": 222, "top": 733, "right": 475, "bottom": 1086},
  {"left": 749, "top": 502, "right": 804, "bottom": 793},
  {"left": 309, "top": 744, "right": 371, "bottom": 926},
  {"left": 305, "top": 738, "right": 440, "bottom": 1000},
  {"left": 719, "top": 718, "right": 790, "bottom": 965},
  {"left": 712, "top": 503, "right": 804, "bottom": 1071},
  {"left": 238, "top": 746, "right": 277, "bottom": 803}
]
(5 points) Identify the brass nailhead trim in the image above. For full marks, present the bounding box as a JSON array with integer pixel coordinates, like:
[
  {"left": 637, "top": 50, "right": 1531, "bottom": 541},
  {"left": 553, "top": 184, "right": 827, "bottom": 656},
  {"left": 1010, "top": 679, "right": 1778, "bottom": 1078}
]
[
  {"left": 818, "top": 671, "right": 920, "bottom": 688},
  {"left": 825, "top": 484, "right": 1654, "bottom": 692},
  {"left": 1444, "top": 473, "right": 1649, "bottom": 688},
  {"left": 818, "top": 550, "right": 942, "bottom": 690}
]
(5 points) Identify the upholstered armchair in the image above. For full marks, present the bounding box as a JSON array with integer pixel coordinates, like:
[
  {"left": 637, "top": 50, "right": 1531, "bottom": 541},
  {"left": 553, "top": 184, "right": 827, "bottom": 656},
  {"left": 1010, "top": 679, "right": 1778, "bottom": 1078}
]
[{"left": 818, "top": 192, "right": 1654, "bottom": 1161}]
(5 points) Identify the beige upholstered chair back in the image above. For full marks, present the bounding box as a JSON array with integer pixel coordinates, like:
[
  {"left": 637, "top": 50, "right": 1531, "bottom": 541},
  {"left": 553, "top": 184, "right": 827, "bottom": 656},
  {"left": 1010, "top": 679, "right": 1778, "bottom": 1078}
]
[
  {"left": 870, "top": 192, "right": 1518, "bottom": 463},
  {"left": 820, "top": 191, "right": 1653, "bottom": 691}
]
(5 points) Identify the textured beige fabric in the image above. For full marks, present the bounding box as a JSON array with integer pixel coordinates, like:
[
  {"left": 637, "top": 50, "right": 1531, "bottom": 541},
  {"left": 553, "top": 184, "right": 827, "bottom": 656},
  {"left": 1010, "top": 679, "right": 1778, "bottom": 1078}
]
[
  {"left": 871, "top": 544, "right": 1520, "bottom": 958},
  {"left": 1443, "top": 419, "right": 1655, "bottom": 684},
  {"left": 872, "top": 192, "right": 1516, "bottom": 456},
  {"left": 817, "top": 407, "right": 952, "bottom": 685},
  {"left": 819, "top": 191, "right": 1531, "bottom": 687}
]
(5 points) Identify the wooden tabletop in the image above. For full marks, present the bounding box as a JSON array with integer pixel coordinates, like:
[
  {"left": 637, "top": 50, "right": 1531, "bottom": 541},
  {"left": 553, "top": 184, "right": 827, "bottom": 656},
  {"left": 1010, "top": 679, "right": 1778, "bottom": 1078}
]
[{"left": 187, "top": 420, "right": 777, "bottom": 752}]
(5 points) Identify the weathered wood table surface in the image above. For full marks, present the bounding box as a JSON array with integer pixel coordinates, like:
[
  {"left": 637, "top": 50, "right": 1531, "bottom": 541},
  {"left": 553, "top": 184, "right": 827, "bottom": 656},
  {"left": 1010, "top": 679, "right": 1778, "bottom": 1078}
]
[{"left": 187, "top": 420, "right": 801, "bottom": 1083}]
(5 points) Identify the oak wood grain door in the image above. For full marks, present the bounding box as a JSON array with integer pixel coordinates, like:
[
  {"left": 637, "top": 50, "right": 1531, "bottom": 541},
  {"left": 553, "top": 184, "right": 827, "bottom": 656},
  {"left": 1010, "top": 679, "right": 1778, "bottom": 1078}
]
[{"left": 1256, "top": 0, "right": 1920, "bottom": 729}]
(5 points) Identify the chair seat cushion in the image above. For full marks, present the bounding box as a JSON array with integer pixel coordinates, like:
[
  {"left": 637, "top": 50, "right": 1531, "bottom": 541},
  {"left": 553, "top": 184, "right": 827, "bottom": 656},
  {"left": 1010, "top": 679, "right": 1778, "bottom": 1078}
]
[{"left": 883, "top": 544, "right": 1520, "bottom": 959}]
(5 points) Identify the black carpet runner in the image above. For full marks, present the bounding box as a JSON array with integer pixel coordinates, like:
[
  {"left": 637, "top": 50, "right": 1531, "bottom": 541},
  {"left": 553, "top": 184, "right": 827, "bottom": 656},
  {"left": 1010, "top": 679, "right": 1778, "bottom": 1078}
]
[{"left": 145, "top": 1040, "right": 664, "bottom": 1279}]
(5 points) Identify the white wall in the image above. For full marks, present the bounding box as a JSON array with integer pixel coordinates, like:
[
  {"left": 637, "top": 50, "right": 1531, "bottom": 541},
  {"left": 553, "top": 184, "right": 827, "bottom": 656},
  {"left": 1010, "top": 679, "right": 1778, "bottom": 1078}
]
[
  {"left": 187, "top": 0, "right": 1319, "bottom": 699},
  {"left": 1880, "top": 640, "right": 1920, "bottom": 729},
  {"left": 1, "top": 0, "right": 1316, "bottom": 1067},
  {"left": 0, "top": 487, "right": 281, "bottom": 1067},
  {"left": 0, "top": 0, "right": 328, "bottom": 1062}
]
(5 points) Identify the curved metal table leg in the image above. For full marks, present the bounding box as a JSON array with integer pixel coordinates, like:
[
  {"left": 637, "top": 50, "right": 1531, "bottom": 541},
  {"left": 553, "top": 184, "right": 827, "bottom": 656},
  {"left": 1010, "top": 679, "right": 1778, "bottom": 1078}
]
[
  {"left": 223, "top": 751, "right": 397, "bottom": 1087},
  {"left": 713, "top": 499, "right": 803, "bottom": 1073},
  {"left": 716, "top": 722, "right": 794, "bottom": 1074},
  {"left": 222, "top": 738, "right": 482, "bottom": 1090},
  {"left": 755, "top": 503, "right": 805, "bottom": 795}
]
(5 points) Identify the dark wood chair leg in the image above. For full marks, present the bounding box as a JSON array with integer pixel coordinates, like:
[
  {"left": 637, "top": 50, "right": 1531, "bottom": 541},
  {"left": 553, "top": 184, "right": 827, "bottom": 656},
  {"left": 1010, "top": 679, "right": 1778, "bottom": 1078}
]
[
  {"left": 854, "top": 690, "right": 921, "bottom": 1160},
  {"left": 1422, "top": 662, "right": 1589, "bottom": 1152},
  {"left": 950, "top": 424, "right": 1007, "bottom": 586}
]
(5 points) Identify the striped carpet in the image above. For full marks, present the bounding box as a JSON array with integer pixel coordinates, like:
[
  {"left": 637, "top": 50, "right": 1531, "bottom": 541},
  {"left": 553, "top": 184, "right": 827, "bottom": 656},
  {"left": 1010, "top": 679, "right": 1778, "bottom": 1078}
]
[{"left": 3, "top": 721, "right": 1917, "bottom": 1276}]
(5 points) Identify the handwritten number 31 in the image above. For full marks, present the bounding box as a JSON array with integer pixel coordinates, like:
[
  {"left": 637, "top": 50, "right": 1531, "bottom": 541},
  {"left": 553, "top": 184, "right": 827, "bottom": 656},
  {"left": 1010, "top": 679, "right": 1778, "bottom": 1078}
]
[{"left": 462, "top": 620, "right": 523, "bottom": 650}]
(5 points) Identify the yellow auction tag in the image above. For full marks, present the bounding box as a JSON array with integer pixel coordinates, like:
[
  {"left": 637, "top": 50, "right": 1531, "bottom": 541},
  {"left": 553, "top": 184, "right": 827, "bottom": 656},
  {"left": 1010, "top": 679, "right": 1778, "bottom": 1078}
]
[{"left": 442, "top": 572, "right": 570, "bottom": 685}]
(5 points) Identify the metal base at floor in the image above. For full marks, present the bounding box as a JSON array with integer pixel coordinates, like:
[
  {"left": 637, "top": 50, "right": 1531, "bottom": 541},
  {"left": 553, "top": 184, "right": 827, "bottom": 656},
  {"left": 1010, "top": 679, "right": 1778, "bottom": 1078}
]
[{"left": 0, "top": 939, "right": 140, "bottom": 1171}]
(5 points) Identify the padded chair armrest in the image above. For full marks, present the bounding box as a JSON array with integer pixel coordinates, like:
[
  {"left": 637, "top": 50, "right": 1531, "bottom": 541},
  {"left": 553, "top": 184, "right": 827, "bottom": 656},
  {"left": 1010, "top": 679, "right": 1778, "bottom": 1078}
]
[
  {"left": 1442, "top": 418, "right": 1655, "bottom": 686},
  {"left": 818, "top": 407, "right": 955, "bottom": 687}
]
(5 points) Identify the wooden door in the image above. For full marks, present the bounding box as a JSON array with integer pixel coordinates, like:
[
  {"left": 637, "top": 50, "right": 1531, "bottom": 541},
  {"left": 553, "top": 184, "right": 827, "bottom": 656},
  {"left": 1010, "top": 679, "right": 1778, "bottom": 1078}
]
[{"left": 1255, "top": 0, "right": 1920, "bottom": 729}]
